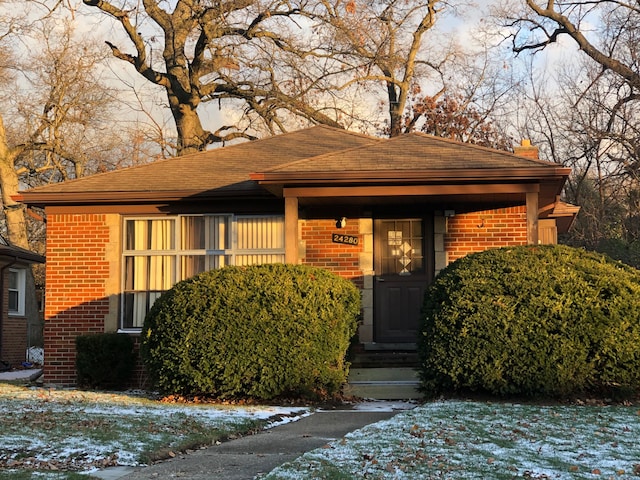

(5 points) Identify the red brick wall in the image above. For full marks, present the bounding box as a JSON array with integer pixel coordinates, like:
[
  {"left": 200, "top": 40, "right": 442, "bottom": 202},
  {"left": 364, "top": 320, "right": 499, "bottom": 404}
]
[
  {"left": 300, "top": 219, "right": 364, "bottom": 288},
  {"left": 445, "top": 206, "right": 528, "bottom": 263},
  {"left": 44, "top": 214, "right": 112, "bottom": 385},
  {"left": 1, "top": 271, "right": 27, "bottom": 365}
]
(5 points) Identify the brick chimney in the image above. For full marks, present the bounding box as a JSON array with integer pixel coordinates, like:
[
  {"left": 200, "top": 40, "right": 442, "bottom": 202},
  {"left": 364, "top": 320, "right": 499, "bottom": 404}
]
[{"left": 514, "top": 139, "right": 539, "bottom": 160}]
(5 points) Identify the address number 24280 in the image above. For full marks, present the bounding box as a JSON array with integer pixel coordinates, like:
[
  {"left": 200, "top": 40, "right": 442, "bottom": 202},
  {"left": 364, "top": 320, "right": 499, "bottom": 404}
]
[{"left": 332, "top": 233, "right": 359, "bottom": 245}]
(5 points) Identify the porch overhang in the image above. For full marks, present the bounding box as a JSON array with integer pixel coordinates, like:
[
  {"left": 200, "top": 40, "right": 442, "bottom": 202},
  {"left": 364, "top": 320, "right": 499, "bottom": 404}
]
[
  {"left": 282, "top": 183, "right": 540, "bottom": 198},
  {"left": 250, "top": 167, "right": 571, "bottom": 211},
  {"left": 251, "top": 166, "right": 573, "bottom": 263},
  {"left": 251, "top": 166, "right": 571, "bottom": 183}
]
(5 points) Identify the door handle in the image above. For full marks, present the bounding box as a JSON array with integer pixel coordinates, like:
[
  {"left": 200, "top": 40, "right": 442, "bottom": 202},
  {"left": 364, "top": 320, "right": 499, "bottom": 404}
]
[{"left": 376, "top": 277, "right": 385, "bottom": 282}]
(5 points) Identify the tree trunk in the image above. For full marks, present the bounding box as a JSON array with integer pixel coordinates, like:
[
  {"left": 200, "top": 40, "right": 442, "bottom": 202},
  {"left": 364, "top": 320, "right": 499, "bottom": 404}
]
[
  {"left": 0, "top": 117, "right": 28, "bottom": 248},
  {"left": 170, "top": 98, "right": 210, "bottom": 155},
  {"left": 0, "top": 115, "right": 40, "bottom": 358},
  {"left": 389, "top": 108, "right": 404, "bottom": 137},
  {"left": 387, "top": 81, "right": 404, "bottom": 138}
]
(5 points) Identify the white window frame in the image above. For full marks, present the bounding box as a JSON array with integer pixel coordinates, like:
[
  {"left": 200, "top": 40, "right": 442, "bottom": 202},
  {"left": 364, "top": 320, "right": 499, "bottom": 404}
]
[
  {"left": 8, "top": 268, "right": 26, "bottom": 316},
  {"left": 120, "top": 214, "right": 285, "bottom": 331}
]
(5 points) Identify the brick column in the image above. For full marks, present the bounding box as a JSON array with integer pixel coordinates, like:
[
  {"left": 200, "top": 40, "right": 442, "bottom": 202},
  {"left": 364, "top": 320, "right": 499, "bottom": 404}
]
[
  {"left": 526, "top": 192, "right": 539, "bottom": 245},
  {"left": 284, "top": 197, "right": 299, "bottom": 264}
]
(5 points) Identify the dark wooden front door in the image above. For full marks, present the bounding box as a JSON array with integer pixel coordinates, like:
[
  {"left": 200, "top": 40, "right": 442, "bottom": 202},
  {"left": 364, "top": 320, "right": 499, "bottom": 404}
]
[{"left": 374, "top": 218, "right": 432, "bottom": 343}]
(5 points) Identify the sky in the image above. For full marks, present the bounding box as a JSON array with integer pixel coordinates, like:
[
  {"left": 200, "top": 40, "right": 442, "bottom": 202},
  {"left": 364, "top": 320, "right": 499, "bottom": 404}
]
[{"left": 0, "top": 0, "right": 590, "bottom": 147}]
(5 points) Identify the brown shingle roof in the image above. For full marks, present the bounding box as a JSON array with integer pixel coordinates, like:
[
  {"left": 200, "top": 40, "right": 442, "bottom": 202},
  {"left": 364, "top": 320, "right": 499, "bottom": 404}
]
[
  {"left": 17, "top": 126, "right": 570, "bottom": 208},
  {"left": 17, "top": 126, "right": 379, "bottom": 201},
  {"left": 263, "top": 132, "right": 556, "bottom": 174}
]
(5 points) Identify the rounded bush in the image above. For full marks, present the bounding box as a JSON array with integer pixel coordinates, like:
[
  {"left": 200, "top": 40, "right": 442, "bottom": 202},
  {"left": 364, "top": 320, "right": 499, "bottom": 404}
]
[
  {"left": 419, "top": 244, "right": 640, "bottom": 398},
  {"left": 76, "top": 333, "right": 135, "bottom": 390},
  {"left": 141, "top": 264, "right": 360, "bottom": 400}
]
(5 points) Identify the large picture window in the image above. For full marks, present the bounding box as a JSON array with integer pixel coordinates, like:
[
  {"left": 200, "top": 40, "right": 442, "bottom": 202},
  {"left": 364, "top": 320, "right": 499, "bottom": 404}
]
[{"left": 121, "top": 214, "right": 284, "bottom": 330}]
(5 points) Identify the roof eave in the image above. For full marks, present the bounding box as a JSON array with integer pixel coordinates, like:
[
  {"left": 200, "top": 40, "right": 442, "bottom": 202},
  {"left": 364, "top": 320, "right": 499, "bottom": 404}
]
[
  {"left": 250, "top": 167, "right": 572, "bottom": 185},
  {"left": 0, "top": 245, "right": 45, "bottom": 264},
  {"left": 14, "top": 188, "right": 273, "bottom": 207}
]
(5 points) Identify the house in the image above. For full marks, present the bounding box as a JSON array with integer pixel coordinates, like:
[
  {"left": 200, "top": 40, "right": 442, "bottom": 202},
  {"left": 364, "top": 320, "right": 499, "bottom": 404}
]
[
  {"left": 0, "top": 236, "right": 45, "bottom": 370},
  {"left": 15, "top": 126, "right": 578, "bottom": 386}
]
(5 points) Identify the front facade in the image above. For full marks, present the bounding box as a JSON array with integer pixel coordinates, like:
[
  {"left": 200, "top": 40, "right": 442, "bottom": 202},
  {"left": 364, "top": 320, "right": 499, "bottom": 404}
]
[{"left": 16, "top": 126, "right": 577, "bottom": 386}]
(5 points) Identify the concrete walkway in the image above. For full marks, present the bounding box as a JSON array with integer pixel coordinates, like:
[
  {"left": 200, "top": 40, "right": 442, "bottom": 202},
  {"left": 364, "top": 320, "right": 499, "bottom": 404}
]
[
  {"left": 93, "top": 401, "right": 415, "bottom": 480},
  {"left": 0, "top": 368, "right": 42, "bottom": 383}
]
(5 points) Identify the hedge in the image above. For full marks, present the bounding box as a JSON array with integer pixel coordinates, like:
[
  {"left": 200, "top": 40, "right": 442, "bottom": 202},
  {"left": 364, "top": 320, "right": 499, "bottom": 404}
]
[
  {"left": 76, "top": 333, "right": 135, "bottom": 390},
  {"left": 141, "top": 264, "right": 360, "bottom": 400},
  {"left": 419, "top": 244, "right": 640, "bottom": 398}
]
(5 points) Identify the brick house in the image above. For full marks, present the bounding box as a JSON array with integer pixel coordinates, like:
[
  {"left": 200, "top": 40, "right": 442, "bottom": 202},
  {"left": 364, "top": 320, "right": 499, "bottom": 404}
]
[
  {"left": 0, "top": 237, "right": 45, "bottom": 370},
  {"left": 15, "top": 126, "right": 578, "bottom": 386}
]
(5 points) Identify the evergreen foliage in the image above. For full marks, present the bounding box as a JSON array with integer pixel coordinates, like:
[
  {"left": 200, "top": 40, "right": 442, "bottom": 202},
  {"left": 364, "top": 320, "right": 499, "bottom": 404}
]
[
  {"left": 419, "top": 245, "right": 640, "bottom": 398},
  {"left": 593, "top": 238, "right": 640, "bottom": 270},
  {"left": 141, "top": 264, "right": 360, "bottom": 400},
  {"left": 76, "top": 333, "right": 135, "bottom": 390}
]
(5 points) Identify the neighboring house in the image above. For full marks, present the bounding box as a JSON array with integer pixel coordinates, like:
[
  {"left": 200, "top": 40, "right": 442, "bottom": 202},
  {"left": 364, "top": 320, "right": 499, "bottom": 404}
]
[
  {"left": 15, "top": 126, "right": 579, "bottom": 386},
  {"left": 0, "top": 236, "right": 45, "bottom": 370}
]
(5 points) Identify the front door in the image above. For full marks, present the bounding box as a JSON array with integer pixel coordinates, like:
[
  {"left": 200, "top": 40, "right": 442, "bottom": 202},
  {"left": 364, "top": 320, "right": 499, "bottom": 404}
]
[{"left": 374, "top": 218, "right": 432, "bottom": 343}]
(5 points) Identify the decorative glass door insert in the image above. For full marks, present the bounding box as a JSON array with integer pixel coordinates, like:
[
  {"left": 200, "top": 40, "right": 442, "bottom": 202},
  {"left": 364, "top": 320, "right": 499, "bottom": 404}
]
[{"left": 378, "top": 219, "right": 424, "bottom": 276}]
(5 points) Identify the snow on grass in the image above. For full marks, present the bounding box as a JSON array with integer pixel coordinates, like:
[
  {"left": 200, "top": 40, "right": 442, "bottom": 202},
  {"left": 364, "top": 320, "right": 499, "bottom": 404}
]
[
  {"left": 0, "top": 383, "right": 309, "bottom": 473},
  {"left": 263, "top": 399, "right": 640, "bottom": 479},
  {"left": 4, "top": 381, "right": 640, "bottom": 479}
]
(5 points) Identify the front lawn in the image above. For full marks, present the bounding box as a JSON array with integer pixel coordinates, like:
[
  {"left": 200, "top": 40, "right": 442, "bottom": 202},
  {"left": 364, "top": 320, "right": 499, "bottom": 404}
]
[
  {"left": 0, "top": 383, "right": 308, "bottom": 478},
  {"left": 263, "top": 399, "right": 640, "bottom": 479},
  {"left": 3, "top": 381, "right": 640, "bottom": 479}
]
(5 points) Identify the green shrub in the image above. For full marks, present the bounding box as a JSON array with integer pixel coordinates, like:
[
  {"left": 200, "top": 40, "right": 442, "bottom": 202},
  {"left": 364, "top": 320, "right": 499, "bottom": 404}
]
[
  {"left": 419, "top": 244, "right": 640, "bottom": 398},
  {"left": 76, "top": 333, "right": 135, "bottom": 390},
  {"left": 594, "top": 238, "right": 640, "bottom": 269},
  {"left": 141, "top": 264, "right": 360, "bottom": 400}
]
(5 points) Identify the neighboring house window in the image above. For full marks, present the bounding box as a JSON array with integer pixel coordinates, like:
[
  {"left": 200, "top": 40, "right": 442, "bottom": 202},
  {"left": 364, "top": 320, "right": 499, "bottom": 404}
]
[
  {"left": 122, "top": 214, "right": 285, "bottom": 330},
  {"left": 8, "top": 268, "right": 26, "bottom": 316}
]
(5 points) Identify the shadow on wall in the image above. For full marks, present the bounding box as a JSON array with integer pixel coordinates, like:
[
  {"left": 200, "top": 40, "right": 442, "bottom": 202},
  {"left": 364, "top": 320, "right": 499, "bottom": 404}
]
[
  {"left": 45, "top": 269, "right": 366, "bottom": 390},
  {"left": 42, "top": 294, "right": 147, "bottom": 389}
]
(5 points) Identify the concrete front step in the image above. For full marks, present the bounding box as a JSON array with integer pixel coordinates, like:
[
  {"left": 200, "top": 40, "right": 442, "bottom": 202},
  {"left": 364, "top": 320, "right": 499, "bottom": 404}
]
[
  {"left": 345, "top": 367, "right": 422, "bottom": 400},
  {"left": 349, "top": 346, "right": 419, "bottom": 369}
]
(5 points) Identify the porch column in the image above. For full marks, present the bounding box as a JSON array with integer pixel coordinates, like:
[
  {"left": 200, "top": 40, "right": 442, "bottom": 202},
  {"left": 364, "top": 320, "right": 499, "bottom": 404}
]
[
  {"left": 284, "top": 196, "right": 299, "bottom": 264},
  {"left": 526, "top": 191, "right": 539, "bottom": 245}
]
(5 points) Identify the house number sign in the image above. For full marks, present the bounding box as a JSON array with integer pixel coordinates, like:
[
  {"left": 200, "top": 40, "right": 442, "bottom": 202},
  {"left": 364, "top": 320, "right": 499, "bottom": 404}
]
[{"left": 332, "top": 233, "right": 359, "bottom": 245}]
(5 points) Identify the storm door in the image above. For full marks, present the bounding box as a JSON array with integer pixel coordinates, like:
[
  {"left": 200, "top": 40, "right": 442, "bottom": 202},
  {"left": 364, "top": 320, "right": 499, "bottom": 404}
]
[{"left": 374, "top": 218, "right": 432, "bottom": 344}]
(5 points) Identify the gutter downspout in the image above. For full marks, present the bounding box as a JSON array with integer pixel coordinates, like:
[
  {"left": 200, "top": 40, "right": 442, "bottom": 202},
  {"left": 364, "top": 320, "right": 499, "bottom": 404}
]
[{"left": 0, "top": 256, "right": 19, "bottom": 367}]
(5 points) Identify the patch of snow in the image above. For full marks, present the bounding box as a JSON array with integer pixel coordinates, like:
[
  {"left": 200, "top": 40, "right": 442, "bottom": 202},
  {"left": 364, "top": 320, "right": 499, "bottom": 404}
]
[
  {"left": 348, "top": 400, "right": 418, "bottom": 412},
  {"left": 264, "top": 400, "right": 640, "bottom": 479},
  {"left": 0, "top": 385, "right": 311, "bottom": 473}
]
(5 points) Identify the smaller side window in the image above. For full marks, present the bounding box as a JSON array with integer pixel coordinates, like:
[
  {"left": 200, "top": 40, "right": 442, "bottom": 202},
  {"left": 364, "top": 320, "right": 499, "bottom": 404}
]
[{"left": 8, "top": 268, "right": 26, "bottom": 316}]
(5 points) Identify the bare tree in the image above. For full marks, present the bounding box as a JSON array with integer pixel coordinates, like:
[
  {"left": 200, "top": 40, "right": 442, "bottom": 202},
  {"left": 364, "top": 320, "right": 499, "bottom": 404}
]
[
  {"left": 504, "top": 1, "right": 640, "bottom": 90},
  {"left": 0, "top": 6, "right": 143, "bottom": 247},
  {"left": 79, "top": 0, "right": 344, "bottom": 155},
  {"left": 496, "top": 1, "right": 640, "bottom": 245},
  {"left": 306, "top": 0, "right": 462, "bottom": 137},
  {"left": 12, "top": 20, "right": 118, "bottom": 184},
  {"left": 500, "top": 1, "right": 640, "bottom": 170}
]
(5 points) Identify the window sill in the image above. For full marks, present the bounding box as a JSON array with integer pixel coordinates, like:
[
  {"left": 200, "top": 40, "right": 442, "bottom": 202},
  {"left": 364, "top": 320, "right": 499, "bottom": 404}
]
[{"left": 117, "top": 329, "right": 142, "bottom": 335}]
